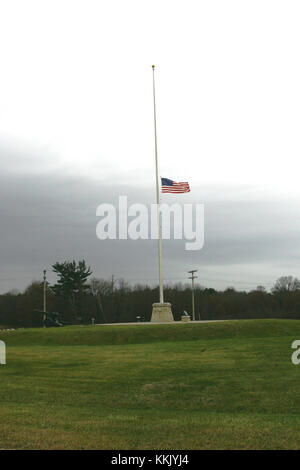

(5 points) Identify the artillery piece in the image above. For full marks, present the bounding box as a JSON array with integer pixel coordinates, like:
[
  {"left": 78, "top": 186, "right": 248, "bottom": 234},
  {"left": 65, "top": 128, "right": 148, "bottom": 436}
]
[{"left": 35, "top": 310, "right": 65, "bottom": 327}]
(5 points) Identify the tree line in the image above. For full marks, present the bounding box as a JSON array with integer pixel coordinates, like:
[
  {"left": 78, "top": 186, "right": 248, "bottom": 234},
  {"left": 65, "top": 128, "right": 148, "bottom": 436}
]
[{"left": 0, "top": 260, "right": 300, "bottom": 327}]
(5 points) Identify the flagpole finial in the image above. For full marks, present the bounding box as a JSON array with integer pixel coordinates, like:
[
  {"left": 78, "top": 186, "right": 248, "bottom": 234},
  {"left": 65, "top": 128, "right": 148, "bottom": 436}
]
[{"left": 152, "top": 65, "right": 155, "bottom": 69}]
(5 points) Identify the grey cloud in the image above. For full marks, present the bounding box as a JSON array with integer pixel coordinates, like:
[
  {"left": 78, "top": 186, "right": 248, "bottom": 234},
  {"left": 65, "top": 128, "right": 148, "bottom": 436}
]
[{"left": 1, "top": 144, "right": 300, "bottom": 293}]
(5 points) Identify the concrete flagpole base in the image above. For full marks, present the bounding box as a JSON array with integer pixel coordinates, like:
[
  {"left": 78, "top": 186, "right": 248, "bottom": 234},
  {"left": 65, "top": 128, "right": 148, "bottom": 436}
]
[{"left": 151, "top": 303, "right": 174, "bottom": 322}]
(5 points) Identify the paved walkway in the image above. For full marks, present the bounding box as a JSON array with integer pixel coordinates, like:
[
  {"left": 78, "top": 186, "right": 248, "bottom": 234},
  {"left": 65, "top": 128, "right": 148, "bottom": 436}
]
[{"left": 96, "top": 320, "right": 226, "bottom": 326}]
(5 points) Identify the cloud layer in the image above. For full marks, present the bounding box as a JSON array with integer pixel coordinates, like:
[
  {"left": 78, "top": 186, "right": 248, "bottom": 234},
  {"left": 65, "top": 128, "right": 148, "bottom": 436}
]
[{"left": 1, "top": 142, "right": 300, "bottom": 293}]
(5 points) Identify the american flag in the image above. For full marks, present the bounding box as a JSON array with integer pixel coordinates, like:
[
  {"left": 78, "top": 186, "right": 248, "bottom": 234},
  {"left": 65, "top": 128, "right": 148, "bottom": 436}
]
[{"left": 161, "top": 177, "right": 190, "bottom": 194}]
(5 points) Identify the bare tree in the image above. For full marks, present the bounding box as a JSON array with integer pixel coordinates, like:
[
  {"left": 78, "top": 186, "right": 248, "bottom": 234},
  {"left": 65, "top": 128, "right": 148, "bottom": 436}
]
[
  {"left": 272, "top": 276, "right": 300, "bottom": 293},
  {"left": 256, "top": 285, "right": 266, "bottom": 292},
  {"left": 89, "top": 278, "right": 113, "bottom": 323}
]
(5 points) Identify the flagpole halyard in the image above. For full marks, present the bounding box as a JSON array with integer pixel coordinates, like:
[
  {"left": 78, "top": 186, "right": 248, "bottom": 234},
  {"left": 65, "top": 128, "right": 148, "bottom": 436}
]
[{"left": 152, "top": 65, "right": 164, "bottom": 304}]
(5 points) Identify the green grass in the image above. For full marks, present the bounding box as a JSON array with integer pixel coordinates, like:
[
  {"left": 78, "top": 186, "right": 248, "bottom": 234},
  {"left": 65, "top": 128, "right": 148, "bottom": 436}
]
[{"left": 1, "top": 319, "right": 300, "bottom": 449}]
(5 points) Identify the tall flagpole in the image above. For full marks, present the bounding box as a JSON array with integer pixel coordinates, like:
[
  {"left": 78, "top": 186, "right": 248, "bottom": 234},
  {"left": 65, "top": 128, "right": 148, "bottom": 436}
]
[{"left": 152, "top": 65, "right": 164, "bottom": 304}]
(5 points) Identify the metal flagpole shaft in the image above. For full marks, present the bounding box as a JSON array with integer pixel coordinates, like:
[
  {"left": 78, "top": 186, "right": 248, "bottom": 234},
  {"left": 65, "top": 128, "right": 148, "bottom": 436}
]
[{"left": 152, "top": 65, "right": 164, "bottom": 304}]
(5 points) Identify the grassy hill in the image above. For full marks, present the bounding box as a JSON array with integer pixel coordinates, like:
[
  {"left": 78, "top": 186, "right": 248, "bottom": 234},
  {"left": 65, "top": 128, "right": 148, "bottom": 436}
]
[{"left": 0, "top": 319, "right": 300, "bottom": 449}]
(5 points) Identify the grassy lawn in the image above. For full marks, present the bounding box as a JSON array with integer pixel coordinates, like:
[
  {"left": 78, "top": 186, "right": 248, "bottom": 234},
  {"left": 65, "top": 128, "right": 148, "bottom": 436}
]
[{"left": 0, "top": 319, "right": 300, "bottom": 449}]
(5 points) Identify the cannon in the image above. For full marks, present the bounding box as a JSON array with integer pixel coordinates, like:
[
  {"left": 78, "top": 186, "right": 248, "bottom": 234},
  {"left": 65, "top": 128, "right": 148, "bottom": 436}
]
[{"left": 34, "top": 310, "right": 65, "bottom": 327}]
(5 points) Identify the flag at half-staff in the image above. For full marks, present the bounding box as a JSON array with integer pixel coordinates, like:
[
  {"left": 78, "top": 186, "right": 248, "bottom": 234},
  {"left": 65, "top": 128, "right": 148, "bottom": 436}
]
[{"left": 161, "top": 178, "right": 190, "bottom": 194}]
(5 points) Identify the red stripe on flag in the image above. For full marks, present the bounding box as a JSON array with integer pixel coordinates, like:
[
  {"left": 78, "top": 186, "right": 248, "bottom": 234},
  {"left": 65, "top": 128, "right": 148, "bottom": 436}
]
[{"left": 161, "top": 183, "right": 190, "bottom": 193}]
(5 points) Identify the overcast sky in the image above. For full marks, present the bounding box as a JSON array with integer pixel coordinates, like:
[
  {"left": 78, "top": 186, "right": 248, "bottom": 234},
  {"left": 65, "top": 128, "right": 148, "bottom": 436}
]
[{"left": 1, "top": 0, "right": 300, "bottom": 293}]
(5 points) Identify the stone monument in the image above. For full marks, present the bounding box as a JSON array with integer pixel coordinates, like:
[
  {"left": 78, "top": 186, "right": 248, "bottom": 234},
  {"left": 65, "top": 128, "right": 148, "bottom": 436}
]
[{"left": 151, "top": 302, "right": 174, "bottom": 322}]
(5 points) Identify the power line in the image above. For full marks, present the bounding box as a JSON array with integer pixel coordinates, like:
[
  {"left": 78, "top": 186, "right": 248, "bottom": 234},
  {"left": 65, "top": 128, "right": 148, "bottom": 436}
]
[{"left": 111, "top": 276, "right": 275, "bottom": 286}]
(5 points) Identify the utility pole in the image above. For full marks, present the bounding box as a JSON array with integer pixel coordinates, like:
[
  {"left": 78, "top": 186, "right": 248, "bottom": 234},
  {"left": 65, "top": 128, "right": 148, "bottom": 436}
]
[
  {"left": 43, "top": 270, "right": 47, "bottom": 327},
  {"left": 111, "top": 274, "right": 115, "bottom": 293},
  {"left": 188, "top": 270, "right": 198, "bottom": 321},
  {"left": 43, "top": 270, "right": 47, "bottom": 312},
  {"left": 111, "top": 275, "right": 115, "bottom": 321}
]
